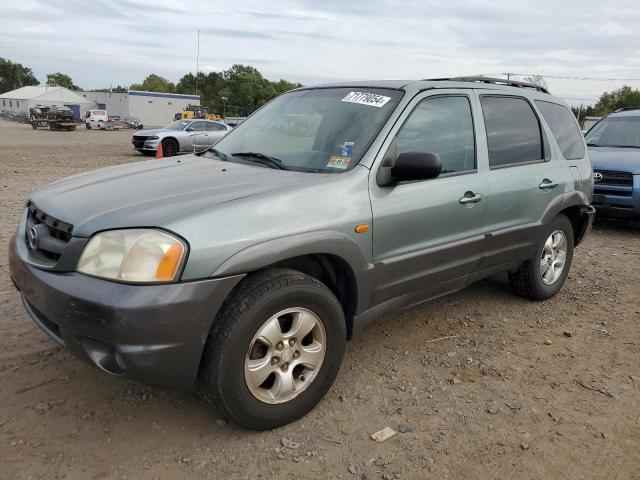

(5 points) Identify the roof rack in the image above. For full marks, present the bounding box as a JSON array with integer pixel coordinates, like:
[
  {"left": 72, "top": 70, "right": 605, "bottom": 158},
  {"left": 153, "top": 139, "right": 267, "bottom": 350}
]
[
  {"left": 425, "top": 76, "right": 550, "bottom": 94},
  {"left": 614, "top": 106, "right": 640, "bottom": 112}
]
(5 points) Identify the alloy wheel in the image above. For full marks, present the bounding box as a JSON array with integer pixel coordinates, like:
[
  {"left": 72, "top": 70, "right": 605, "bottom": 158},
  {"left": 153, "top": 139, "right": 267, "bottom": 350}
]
[
  {"left": 540, "top": 230, "right": 568, "bottom": 285},
  {"left": 244, "top": 307, "right": 326, "bottom": 404}
]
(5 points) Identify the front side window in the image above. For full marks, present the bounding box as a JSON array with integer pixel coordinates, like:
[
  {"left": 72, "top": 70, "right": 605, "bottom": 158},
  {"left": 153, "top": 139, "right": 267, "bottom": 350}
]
[
  {"left": 585, "top": 115, "right": 640, "bottom": 148},
  {"left": 210, "top": 87, "right": 402, "bottom": 172},
  {"left": 188, "top": 121, "right": 206, "bottom": 132},
  {"left": 481, "top": 96, "right": 543, "bottom": 167},
  {"left": 396, "top": 95, "right": 475, "bottom": 174},
  {"left": 535, "top": 100, "right": 585, "bottom": 159}
]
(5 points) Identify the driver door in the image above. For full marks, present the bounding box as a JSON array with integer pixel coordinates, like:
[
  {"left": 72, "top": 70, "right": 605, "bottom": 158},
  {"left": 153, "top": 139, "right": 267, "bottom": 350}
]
[{"left": 368, "top": 91, "right": 489, "bottom": 307}]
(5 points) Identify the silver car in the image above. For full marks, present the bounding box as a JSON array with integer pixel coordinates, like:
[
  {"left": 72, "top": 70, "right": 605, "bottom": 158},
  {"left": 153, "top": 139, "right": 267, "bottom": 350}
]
[{"left": 132, "top": 119, "right": 232, "bottom": 156}]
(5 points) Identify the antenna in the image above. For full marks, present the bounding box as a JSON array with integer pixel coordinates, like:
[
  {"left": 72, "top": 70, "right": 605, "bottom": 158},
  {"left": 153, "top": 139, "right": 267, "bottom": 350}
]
[{"left": 195, "top": 30, "right": 200, "bottom": 98}]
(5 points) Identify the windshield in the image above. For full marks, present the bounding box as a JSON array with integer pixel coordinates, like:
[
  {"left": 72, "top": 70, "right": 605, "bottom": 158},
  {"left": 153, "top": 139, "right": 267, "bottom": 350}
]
[
  {"left": 209, "top": 87, "right": 403, "bottom": 172},
  {"left": 585, "top": 116, "right": 640, "bottom": 148},
  {"left": 165, "top": 120, "right": 190, "bottom": 131}
]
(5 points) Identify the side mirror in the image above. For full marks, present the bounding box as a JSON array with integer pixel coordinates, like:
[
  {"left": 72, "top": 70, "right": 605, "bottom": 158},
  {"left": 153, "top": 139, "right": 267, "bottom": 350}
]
[
  {"left": 391, "top": 152, "right": 442, "bottom": 182},
  {"left": 377, "top": 144, "right": 442, "bottom": 187},
  {"left": 186, "top": 126, "right": 194, "bottom": 132}
]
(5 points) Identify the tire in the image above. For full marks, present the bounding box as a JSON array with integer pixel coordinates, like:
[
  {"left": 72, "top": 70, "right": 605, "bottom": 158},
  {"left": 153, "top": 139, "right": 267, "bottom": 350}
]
[
  {"left": 161, "top": 138, "right": 179, "bottom": 157},
  {"left": 509, "top": 214, "right": 574, "bottom": 300},
  {"left": 86, "top": 123, "right": 91, "bottom": 129},
  {"left": 200, "top": 269, "right": 346, "bottom": 430}
]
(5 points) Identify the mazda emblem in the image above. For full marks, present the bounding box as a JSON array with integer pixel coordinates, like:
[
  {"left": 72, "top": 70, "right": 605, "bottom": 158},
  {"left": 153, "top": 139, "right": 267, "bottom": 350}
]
[
  {"left": 593, "top": 172, "right": 603, "bottom": 183},
  {"left": 27, "top": 225, "right": 39, "bottom": 250}
]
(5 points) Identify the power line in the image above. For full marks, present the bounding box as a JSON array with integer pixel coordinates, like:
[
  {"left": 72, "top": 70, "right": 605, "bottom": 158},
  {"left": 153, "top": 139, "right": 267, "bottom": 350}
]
[{"left": 486, "top": 72, "right": 640, "bottom": 82}]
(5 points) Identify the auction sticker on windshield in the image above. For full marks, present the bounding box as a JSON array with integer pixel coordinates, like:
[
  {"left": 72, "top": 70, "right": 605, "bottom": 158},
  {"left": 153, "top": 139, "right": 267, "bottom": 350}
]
[
  {"left": 327, "top": 155, "right": 351, "bottom": 169},
  {"left": 341, "top": 91, "right": 391, "bottom": 108}
]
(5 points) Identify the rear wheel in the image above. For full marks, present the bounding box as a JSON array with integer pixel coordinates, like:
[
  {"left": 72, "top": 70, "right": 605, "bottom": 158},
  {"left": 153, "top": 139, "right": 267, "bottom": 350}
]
[
  {"left": 200, "top": 269, "right": 346, "bottom": 430},
  {"left": 509, "top": 214, "right": 574, "bottom": 300},
  {"left": 161, "top": 138, "right": 179, "bottom": 157}
]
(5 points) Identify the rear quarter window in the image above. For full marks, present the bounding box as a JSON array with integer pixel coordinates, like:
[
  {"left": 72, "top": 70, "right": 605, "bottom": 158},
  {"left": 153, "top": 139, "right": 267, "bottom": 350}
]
[{"left": 535, "top": 100, "right": 585, "bottom": 160}]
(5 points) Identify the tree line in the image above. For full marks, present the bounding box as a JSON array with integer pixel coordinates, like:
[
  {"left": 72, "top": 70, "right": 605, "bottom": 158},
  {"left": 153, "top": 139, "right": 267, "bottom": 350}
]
[
  {"left": 1, "top": 58, "right": 301, "bottom": 117},
  {"left": 3, "top": 57, "right": 640, "bottom": 119},
  {"left": 571, "top": 85, "right": 640, "bottom": 124}
]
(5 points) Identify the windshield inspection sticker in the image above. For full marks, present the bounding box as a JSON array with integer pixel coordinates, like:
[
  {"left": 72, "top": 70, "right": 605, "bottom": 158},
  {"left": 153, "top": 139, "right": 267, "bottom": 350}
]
[
  {"left": 327, "top": 155, "right": 351, "bottom": 169},
  {"left": 341, "top": 91, "right": 391, "bottom": 108}
]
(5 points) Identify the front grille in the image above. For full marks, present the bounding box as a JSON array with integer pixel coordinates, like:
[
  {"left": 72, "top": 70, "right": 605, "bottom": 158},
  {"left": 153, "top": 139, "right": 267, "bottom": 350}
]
[
  {"left": 594, "top": 170, "right": 633, "bottom": 186},
  {"left": 132, "top": 136, "right": 148, "bottom": 148},
  {"left": 25, "top": 204, "right": 73, "bottom": 262}
]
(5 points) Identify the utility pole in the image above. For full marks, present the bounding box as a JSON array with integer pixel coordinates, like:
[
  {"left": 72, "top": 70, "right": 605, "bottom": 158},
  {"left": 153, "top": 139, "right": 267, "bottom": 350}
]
[
  {"left": 503, "top": 72, "right": 514, "bottom": 81},
  {"left": 195, "top": 30, "right": 200, "bottom": 98}
]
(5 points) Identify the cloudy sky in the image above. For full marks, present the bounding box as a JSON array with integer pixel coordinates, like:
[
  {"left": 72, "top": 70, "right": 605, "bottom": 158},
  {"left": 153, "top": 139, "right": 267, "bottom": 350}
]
[{"left": 3, "top": 0, "right": 640, "bottom": 105}]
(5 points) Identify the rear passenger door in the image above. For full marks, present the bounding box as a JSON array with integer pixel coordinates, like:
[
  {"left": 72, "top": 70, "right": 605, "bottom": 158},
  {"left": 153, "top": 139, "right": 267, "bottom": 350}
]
[
  {"left": 206, "top": 122, "right": 228, "bottom": 145},
  {"left": 369, "top": 91, "right": 488, "bottom": 306},
  {"left": 476, "top": 94, "right": 570, "bottom": 273}
]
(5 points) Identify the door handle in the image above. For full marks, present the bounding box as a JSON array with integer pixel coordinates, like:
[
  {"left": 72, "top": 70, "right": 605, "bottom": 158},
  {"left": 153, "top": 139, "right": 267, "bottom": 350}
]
[
  {"left": 539, "top": 179, "right": 559, "bottom": 189},
  {"left": 459, "top": 192, "right": 483, "bottom": 205}
]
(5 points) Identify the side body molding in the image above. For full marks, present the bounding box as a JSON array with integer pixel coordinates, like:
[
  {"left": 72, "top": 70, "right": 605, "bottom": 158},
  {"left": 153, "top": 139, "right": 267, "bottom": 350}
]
[{"left": 211, "top": 230, "right": 375, "bottom": 315}]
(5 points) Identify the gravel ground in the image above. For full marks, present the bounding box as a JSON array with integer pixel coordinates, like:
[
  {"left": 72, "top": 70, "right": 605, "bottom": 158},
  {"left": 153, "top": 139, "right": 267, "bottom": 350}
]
[{"left": 1, "top": 119, "right": 639, "bottom": 480}]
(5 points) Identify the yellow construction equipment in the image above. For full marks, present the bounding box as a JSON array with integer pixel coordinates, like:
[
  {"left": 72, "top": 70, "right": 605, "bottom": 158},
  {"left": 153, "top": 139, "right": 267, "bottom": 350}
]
[{"left": 174, "top": 104, "right": 220, "bottom": 121}]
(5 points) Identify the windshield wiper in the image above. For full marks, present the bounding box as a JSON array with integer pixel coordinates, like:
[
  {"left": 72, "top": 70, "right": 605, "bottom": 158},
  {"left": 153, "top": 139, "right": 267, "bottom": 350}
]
[
  {"left": 208, "top": 147, "right": 229, "bottom": 161},
  {"left": 231, "top": 152, "right": 288, "bottom": 170}
]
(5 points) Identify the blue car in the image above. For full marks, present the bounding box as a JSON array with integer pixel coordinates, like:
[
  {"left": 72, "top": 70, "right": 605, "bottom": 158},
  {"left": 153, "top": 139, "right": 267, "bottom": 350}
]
[{"left": 585, "top": 108, "right": 640, "bottom": 219}]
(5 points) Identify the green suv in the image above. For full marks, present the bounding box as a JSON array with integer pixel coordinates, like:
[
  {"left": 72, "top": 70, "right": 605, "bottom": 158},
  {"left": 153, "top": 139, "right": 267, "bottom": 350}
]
[{"left": 9, "top": 77, "right": 594, "bottom": 429}]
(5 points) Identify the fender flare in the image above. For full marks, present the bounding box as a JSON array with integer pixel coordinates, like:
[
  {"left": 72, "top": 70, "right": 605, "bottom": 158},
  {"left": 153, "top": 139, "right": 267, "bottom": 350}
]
[
  {"left": 540, "top": 191, "right": 593, "bottom": 245},
  {"left": 211, "top": 231, "right": 374, "bottom": 314},
  {"left": 540, "top": 190, "right": 591, "bottom": 225}
]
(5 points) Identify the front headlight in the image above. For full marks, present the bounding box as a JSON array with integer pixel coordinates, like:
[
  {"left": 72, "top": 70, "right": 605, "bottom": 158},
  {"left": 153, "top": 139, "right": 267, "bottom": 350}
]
[{"left": 77, "top": 229, "right": 187, "bottom": 283}]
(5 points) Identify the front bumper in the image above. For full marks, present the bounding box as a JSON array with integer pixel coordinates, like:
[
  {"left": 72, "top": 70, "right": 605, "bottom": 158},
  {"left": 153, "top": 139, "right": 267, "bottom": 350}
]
[
  {"left": 9, "top": 234, "right": 243, "bottom": 389},
  {"left": 592, "top": 175, "right": 640, "bottom": 219},
  {"left": 132, "top": 139, "right": 160, "bottom": 152}
]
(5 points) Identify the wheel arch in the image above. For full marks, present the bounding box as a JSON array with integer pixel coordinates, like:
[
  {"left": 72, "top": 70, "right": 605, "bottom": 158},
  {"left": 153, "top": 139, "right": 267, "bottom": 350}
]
[
  {"left": 540, "top": 191, "right": 593, "bottom": 246},
  {"left": 211, "top": 231, "right": 374, "bottom": 339}
]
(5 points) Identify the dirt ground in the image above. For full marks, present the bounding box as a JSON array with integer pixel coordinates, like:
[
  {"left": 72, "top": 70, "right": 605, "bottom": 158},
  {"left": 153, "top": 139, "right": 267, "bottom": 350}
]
[{"left": 0, "top": 119, "right": 639, "bottom": 480}]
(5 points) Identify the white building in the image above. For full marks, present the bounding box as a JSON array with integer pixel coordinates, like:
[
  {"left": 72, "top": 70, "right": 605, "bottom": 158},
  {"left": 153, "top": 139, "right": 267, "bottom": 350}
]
[
  {"left": 0, "top": 86, "right": 95, "bottom": 120},
  {"left": 80, "top": 90, "right": 200, "bottom": 127}
]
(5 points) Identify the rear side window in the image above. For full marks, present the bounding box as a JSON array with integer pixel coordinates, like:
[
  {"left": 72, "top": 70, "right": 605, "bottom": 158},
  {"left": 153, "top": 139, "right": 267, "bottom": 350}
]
[
  {"left": 396, "top": 95, "right": 476, "bottom": 174},
  {"left": 535, "top": 100, "right": 585, "bottom": 159},
  {"left": 207, "top": 122, "right": 225, "bottom": 131},
  {"left": 480, "top": 96, "right": 543, "bottom": 167}
]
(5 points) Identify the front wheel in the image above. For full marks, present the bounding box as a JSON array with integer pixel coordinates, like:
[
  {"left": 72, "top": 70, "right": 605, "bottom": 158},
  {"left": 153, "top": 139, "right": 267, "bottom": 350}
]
[
  {"left": 199, "top": 269, "right": 346, "bottom": 430},
  {"left": 161, "top": 138, "right": 178, "bottom": 157},
  {"left": 509, "top": 214, "right": 574, "bottom": 300}
]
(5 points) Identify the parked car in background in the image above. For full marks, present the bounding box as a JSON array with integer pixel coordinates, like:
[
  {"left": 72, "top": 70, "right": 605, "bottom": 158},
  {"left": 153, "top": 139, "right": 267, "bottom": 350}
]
[
  {"left": 132, "top": 119, "right": 232, "bottom": 156},
  {"left": 85, "top": 110, "right": 108, "bottom": 129},
  {"left": 585, "top": 107, "right": 640, "bottom": 219},
  {"left": 10, "top": 77, "right": 594, "bottom": 430},
  {"left": 124, "top": 116, "right": 143, "bottom": 129}
]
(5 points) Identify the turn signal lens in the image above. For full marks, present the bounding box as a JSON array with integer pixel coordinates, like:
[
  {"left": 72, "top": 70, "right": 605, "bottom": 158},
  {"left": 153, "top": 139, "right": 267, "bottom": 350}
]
[
  {"left": 355, "top": 224, "right": 370, "bottom": 234},
  {"left": 155, "top": 243, "right": 184, "bottom": 281}
]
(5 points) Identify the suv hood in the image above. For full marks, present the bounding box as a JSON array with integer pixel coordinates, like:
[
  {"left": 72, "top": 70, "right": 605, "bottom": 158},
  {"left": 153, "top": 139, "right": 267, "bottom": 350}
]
[
  {"left": 588, "top": 146, "right": 640, "bottom": 174},
  {"left": 30, "top": 155, "right": 318, "bottom": 236}
]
